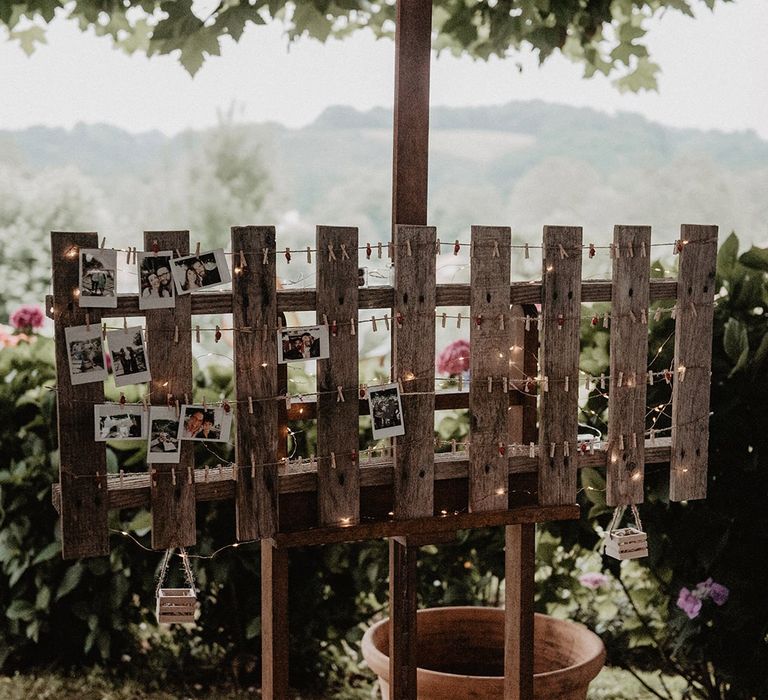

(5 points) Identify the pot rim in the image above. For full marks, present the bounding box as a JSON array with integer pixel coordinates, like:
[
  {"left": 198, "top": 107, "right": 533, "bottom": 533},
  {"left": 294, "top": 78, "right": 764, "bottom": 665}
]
[{"left": 361, "top": 606, "right": 606, "bottom": 684}]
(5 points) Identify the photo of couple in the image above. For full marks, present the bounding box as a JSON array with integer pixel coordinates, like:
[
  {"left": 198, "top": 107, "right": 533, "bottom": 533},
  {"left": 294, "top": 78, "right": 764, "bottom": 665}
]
[
  {"left": 65, "top": 325, "right": 108, "bottom": 385},
  {"left": 277, "top": 325, "right": 330, "bottom": 364},
  {"left": 137, "top": 251, "right": 175, "bottom": 310},
  {"left": 368, "top": 383, "right": 406, "bottom": 439},
  {"left": 171, "top": 249, "right": 230, "bottom": 295},
  {"left": 106, "top": 327, "right": 152, "bottom": 388},
  {"left": 78, "top": 248, "right": 118, "bottom": 308},
  {"left": 180, "top": 405, "right": 232, "bottom": 443}
]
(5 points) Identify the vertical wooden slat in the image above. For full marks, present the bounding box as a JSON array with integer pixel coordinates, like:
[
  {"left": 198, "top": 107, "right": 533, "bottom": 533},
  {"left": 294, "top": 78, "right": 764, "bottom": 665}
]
[
  {"left": 144, "top": 231, "right": 195, "bottom": 550},
  {"left": 389, "top": 538, "right": 418, "bottom": 700},
  {"left": 469, "top": 226, "right": 512, "bottom": 512},
  {"left": 538, "top": 226, "right": 583, "bottom": 505},
  {"left": 607, "top": 226, "right": 651, "bottom": 506},
  {"left": 391, "top": 0, "right": 432, "bottom": 227},
  {"left": 670, "top": 224, "right": 718, "bottom": 501},
  {"left": 51, "top": 232, "right": 109, "bottom": 559},
  {"left": 393, "top": 224, "right": 437, "bottom": 519},
  {"left": 504, "top": 523, "right": 535, "bottom": 700},
  {"left": 232, "top": 226, "right": 280, "bottom": 539},
  {"left": 316, "top": 226, "right": 360, "bottom": 526},
  {"left": 261, "top": 540, "right": 289, "bottom": 700}
]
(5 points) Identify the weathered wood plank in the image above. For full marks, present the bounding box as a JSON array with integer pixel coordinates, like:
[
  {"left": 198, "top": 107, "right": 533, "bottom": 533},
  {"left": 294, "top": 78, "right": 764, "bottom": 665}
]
[
  {"left": 51, "top": 231, "right": 109, "bottom": 559},
  {"left": 144, "top": 231, "right": 196, "bottom": 550},
  {"left": 469, "top": 226, "right": 513, "bottom": 512},
  {"left": 232, "top": 226, "right": 280, "bottom": 539},
  {"left": 316, "top": 226, "right": 360, "bottom": 526},
  {"left": 504, "top": 523, "right": 535, "bottom": 700},
  {"left": 538, "top": 226, "right": 583, "bottom": 505},
  {"left": 670, "top": 224, "right": 718, "bottom": 501},
  {"left": 393, "top": 225, "right": 437, "bottom": 519},
  {"left": 389, "top": 538, "right": 419, "bottom": 700},
  {"left": 261, "top": 540, "right": 289, "bottom": 700},
  {"left": 607, "top": 226, "right": 651, "bottom": 506}
]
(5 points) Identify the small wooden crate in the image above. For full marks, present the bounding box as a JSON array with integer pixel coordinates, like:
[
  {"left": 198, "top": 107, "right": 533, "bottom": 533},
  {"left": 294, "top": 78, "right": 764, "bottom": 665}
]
[
  {"left": 156, "top": 587, "right": 197, "bottom": 624},
  {"left": 605, "top": 527, "right": 648, "bottom": 561}
]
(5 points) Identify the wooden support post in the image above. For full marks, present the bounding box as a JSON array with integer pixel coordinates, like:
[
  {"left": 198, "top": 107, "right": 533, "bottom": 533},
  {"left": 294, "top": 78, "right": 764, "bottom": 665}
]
[
  {"left": 538, "top": 227, "right": 583, "bottom": 505},
  {"left": 670, "top": 224, "right": 718, "bottom": 501},
  {"left": 391, "top": 0, "right": 433, "bottom": 226},
  {"left": 144, "top": 230, "right": 195, "bottom": 550},
  {"left": 504, "top": 524, "right": 535, "bottom": 700},
  {"left": 261, "top": 540, "right": 290, "bottom": 700},
  {"left": 51, "top": 231, "right": 109, "bottom": 559},
  {"left": 316, "top": 226, "right": 360, "bottom": 526},
  {"left": 469, "top": 226, "right": 513, "bottom": 512},
  {"left": 607, "top": 226, "right": 651, "bottom": 506},
  {"left": 232, "top": 226, "right": 280, "bottom": 540},
  {"left": 389, "top": 538, "right": 419, "bottom": 700}
]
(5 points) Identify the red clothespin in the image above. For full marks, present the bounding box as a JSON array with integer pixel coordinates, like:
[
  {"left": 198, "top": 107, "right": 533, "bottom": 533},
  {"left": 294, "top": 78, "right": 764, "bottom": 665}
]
[
  {"left": 359, "top": 385, "right": 367, "bottom": 399},
  {"left": 676, "top": 239, "right": 685, "bottom": 254},
  {"left": 475, "top": 315, "right": 483, "bottom": 328},
  {"left": 285, "top": 247, "right": 291, "bottom": 264},
  {"left": 498, "top": 443, "right": 506, "bottom": 457},
  {"left": 664, "top": 369, "right": 673, "bottom": 384},
  {"left": 330, "top": 320, "right": 338, "bottom": 336},
  {"left": 222, "top": 399, "right": 231, "bottom": 413},
  {"left": 591, "top": 314, "right": 598, "bottom": 327},
  {"left": 366, "top": 242, "right": 372, "bottom": 259},
  {"left": 396, "top": 312, "right": 404, "bottom": 328},
  {"left": 119, "top": 393, "right": 126, "bottom": 406},
  {"left": 557, "top": 313, "right": 565, "bottom": 328},
  {"left": 453, "top": 240, "right": 461, "bottom": 255},
  {"left": 588, "top": 243, "right": 596, "bottom": 258},
  {"left": 215, "top": 325, "right": 222, "bottom": 343},
  {"left": 351, "top": 449, "right": 358, "bottom": 461}
]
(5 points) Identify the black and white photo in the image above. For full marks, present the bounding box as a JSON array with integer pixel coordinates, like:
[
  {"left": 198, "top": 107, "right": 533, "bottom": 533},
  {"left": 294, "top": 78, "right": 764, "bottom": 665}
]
[
  {"left": 277, "top": 324, "right": 330, "bottom": 363},
  {"left": 65, "top": 324, "right": 108, "bottom": 385},
  {"left": 367, "top": 382, "right": 406, "bottom": 439},
  {"left": 171, "top": 249, "right": 230, "bottom": 295},
  {"left": 137, "top": 250, "right": 175, "bottom": 310},
  {"left": 147, "top": 406, "right": 181, "bottom": 463},
  {"left": 106, "top": 326, "right": 151, "bottom": 387},
  {"left": 78, "top": 248, "right": 118, "bottom": 308},
  {"left": 179, "top": 405, "right": 233, "bottom": 442},
  {"left": 94, "top": 404, "right": 147, "bottom": 441}
]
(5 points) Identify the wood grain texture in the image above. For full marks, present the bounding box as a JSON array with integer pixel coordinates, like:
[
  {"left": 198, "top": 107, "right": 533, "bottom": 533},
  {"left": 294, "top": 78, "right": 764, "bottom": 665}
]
[
  {"left": 670, "top": 224, "right": 718, "bottom": 501},
  {"left": 391, "top": 0, "right": 432, "bottom": 228},
  {"left": 393, "top": 225, "right": 437, "bottom": 519},
  {"left": 469, "top": 226, "right": 513, "bottom": 512},
  {"left": 261, "top": 540, "right": 289, "bottom": 700},
  {"left": 504, "top": 523, "right": 535, "bottom": 700},
  {"left": 232, "top": 226, "right": 280, "bottom": 539},
  {"left": 51, "top": 231, "right": 109, "bottom": 559},
  {"left": 538, "top": 227, "right": 583, "bottom": 505},
  {"left": 607, "top": 226, "right": 651, "bottom": 506},
  {"left": 316, "top": 226, "right": 360, "bottom": 526},
  {"left": 144, "top": 231, "right": 196, "bottom": 550},
  {"left": 388, "top": 538, "right": 419, "bottom": 700}
]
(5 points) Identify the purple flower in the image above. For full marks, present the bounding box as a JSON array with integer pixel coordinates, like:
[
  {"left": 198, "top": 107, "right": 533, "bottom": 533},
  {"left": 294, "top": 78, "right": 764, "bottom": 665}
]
[
  {"left": 578, "top": 572, "right": 609, "bottom": 590},
  {"left": 10, "top": 304, "right": 45, "bottom": 331},
  {"left": 437, "top": 339, "right": 470, "bottom": 376},
  {"left": 709, "top": 581, "right": 729, "bottom": 606},
  {"left": 677, "top": 587, "right": 703, "bottom": 620}
]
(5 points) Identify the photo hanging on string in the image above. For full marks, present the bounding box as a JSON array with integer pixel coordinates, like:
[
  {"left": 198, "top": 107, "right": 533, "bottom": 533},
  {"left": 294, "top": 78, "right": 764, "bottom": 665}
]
[
  {"left": 170, "top": 249, "right": 231, "bottom": 295},
  {"left": 147, "top": 406, "right": 182, "bottom": 463},
  {"left": 78, "top": 248, "right": 118, "bottom": 308},
  {"left": 179, "top": 405, "right": 233, "bottom": 443},
  {"left": 65, "top": 324, "right": 108, "bottom": 385},
  {"left": 94, "top": 404, "right": 148, "bottom": 441},
  {"left": 367, "top": 382, "right": 406, "bottom": 439},
  {"left": 277, "top": 324, "right": 330, "bottom": 363},
  {"left": 106, "top": 326, "right": 152, "bottom": 387},
  {"left": 137, "top": 250, "right": 176, "bottom": 310}
]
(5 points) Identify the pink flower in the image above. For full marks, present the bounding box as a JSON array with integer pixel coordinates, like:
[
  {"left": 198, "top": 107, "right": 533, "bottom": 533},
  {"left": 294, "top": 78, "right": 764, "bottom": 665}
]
[
  {"left": 10, "top": 304, "right": 45, "bottom": 332},
  {"left": 677, "top": 587, "right": 703, "bottom": 620},
  {"left": 578, "top": 572, "right": 609, "bottom": 590},
  {"left": 696, "top": 578, "right": 729, "bottom": 606},
  {"left": 0, "top": 325, "right": 32, "bottom": 348},
  {"left": 437, "top": 339, "right": 470, "bottom": 376}
]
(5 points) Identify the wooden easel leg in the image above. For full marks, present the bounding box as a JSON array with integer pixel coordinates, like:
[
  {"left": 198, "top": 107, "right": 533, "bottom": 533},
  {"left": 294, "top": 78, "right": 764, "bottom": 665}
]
[
  {"left": 389, "top": 537, "right": 418, "bottom": 700},
  {"left": 504, "top": 524, "right": 536, "bottom": 700},
  {"left": 262, "top": 539, "right": 289, "bottom": 700}
]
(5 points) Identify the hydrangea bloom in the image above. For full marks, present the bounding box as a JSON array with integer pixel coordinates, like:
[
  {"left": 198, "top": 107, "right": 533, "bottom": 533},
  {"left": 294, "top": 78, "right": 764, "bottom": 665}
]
[
  {"left": 677, "top": 587, "right": 703, "bottom": 619},
  {"left": 437, "top": 339, "right": 470, "bottom": 376},
  {"left": 578, "top": 572, "right": 609, "bottom": 590},
  {"left": 696, "top": 578, "right": 729, "bottom": 606},
  {"left": 10, "top": 304, "right": 45, "bottom": 331}
]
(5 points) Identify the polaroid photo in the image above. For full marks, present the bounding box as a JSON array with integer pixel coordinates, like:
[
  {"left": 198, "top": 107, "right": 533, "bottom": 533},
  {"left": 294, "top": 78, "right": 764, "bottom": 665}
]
[
  {"left": 78, "top": 248, "right": 118, "bottom": 308},
  {"left": 106, "top": 326, "right": 152, "bottom": 387},
  {"left": 179, "top": 405, "right": 233, "bottom": 443},
  {"left": 171, "top": 248, "right": 231, "bottom": 295},
  {"left": 147, "top": 406, "right": 181, "bottom": 463},
  {"left": 65, "top": 325, "right": 108, "bottom": 385},
  {"left": 367, "top": 382, "right": 406, "bottom": 439},
  {"left": 94, "top": 404, "right": 148, "bottom": 441},
  {"left": 277, "top": 324, "right": 330, "bottom": 363},
  {"left": 137, "top": 250, "right": 176, "bottom": 310}
]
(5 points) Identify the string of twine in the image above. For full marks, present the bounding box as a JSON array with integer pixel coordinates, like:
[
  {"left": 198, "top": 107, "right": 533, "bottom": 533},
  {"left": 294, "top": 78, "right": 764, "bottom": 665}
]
[{"left": 155, "top": 546, "right": 196, "bottom": 595}]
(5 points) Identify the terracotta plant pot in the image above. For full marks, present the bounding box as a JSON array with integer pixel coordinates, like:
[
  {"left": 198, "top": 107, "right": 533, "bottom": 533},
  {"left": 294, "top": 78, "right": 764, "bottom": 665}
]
[{"left": 361, "top": 606, "right": 606, "bottom": 700}]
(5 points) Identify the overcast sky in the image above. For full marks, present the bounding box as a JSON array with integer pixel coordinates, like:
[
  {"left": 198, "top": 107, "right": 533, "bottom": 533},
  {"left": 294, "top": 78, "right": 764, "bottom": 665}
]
[{"left": 0, "top": 0, "right": 765, "bottom": 137}]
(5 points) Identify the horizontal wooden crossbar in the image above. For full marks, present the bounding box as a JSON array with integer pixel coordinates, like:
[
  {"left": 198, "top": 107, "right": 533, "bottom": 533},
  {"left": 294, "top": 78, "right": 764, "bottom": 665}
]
[
  {"left": 51, "top": 438, "right": 671, "bottom": 515},
  {"left": 45, "top": 279, "right": 678, "bottom": 319}
]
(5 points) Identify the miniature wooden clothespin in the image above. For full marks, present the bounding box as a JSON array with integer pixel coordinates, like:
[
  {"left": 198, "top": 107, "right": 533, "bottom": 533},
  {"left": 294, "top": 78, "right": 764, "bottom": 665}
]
[
  {"left": 248, "top": 396, "right": 254, "bottom": 414},
  {"left": 405, "top": 240, "right": 412, "bottom": 256},
  {"left": 195, "top": 242, "right": 201, "bottom": 256},
  {"left": 542, "top": 376, "right": 549, "bottom": 392},
  {"left": 441, "top": 312, "right": 447, "bottom": 328},
  {"left": 174, "top": 325, "right": 179, "bottom": 344},
  {"left": 641, "top": 241, "right": 647, "bottom": 257},
  {"left": 195, "top": 325, "right": 200, "bottom": 343},
  {"left": 330, "top": 452, "right": 337, "bottom": 469},
  {"left": 171, "top": 468, "right": 177, "bottom": 486},
  {"left": 453, "top": 240, "right": 460, "bottom": 256},
  {"left": 648, "top": 370, "right": 654, "bottom": 385},
  {"left": 502, "top": 377, "right": 508, "bottom": 393},
  {"left": 524, "top": 315, "right": 531, "bottom": 331},
  {"left": 350, "top": 318, "right": 356, "bottom": 336},
  {"left": 384, "top": 313, "right": 390, "bottom": 330},
  {"left": 618, "top": 371, "right": 624, "bottom": 387},
  {"left": 341, "top": 243, "right": 350, "bottom": 260},
  {"left": 609, "top": 243, "right": 616, "bottom": 259},
  {"left": 563, "top": 441, "right": 570, "bottom": 457},
  {"left": 306, "top": 246, "right": 312, "bottom": 263},
  {"left": 564, "top": 376, "right": 570, "bottom": 392},
  {"left": 603, "top": 312, "right": 610, "bottom": 328},
  {"left": 628, "top": 240, "right": 634, "bottom": 258},
  {"left": 654, "top": 307, "right": 663, "bottom": 322},
  {"left": 435, "top": 238, "right": 441, "bottom": 255},
  {"left": 487, "top": 376, "right": 493, "bottom": 393},
  {"left": 492, "top": 240, "right": 500, "bottom": 258},
  {"left": 387, "top": 242, "right": 393, "bottom": 259},
  {"left": 239, "top": 249, "right": 247, "bottom": 269},
  {"left": 558, "top": 244, "right": 568, "bottom": 259},
  {"left": 600, "top": 373, "right": 606, "bottom": 389},
  {"left": 336, "top": 386, "right": 345, "bottom": 403},
  {"left": 377, "top": 242, "right": 382, "bottom": 259},
  {"left": 529, "top": 442, "right": 535, "bottom": 459},
  {"left": 456, "top": 312, "right": 462, "bottom": 329},
  {"left": 285, "top": 247, "right": 291, "bottom": 264},
  {"left": 498, "top": 313, "right": 505, "bottom": 330},
  {"left": 524, "top": 243, "right": 530, "bottom": 259},
  {"left": 371, "top": 315, "right": 378, "bottom": 332},
  {"left": 85, "top": 313, "right": 91, "bottom": 331},
  {"left": 550, "top": 442, "right": 557, "bottom": 458},
  {"left": 262, "top": 247, "right": 269, "bottom": 265}
]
